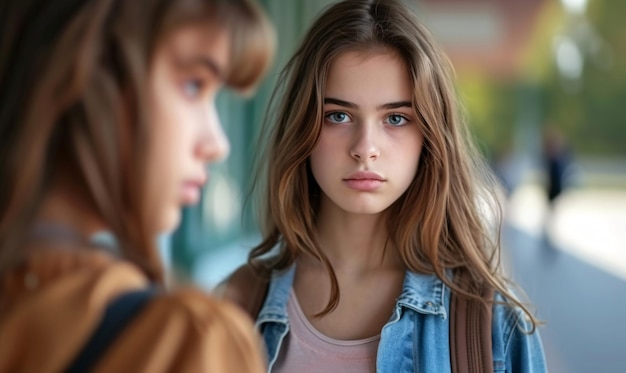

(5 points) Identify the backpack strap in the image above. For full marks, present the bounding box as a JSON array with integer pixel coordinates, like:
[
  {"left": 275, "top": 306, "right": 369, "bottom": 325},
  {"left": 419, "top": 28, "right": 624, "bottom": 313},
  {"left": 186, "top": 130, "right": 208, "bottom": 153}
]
[
  {"left": 65, "top": 287, "right": 157, "bottom": 373},
  {"left": 216, "top": 264, "right": 269, "bottom": 319},
  {"left": 450, "top": 285, "right": 494, "bottom": 373}
]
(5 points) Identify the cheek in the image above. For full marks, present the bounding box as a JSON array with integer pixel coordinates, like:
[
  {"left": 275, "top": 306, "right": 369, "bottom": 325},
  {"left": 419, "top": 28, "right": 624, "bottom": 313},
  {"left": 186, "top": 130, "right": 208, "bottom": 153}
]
[
  {"left": 309, "top": 133, "right": 337, "bottom": 178},
  {"left": 145, "top": 106, "right": 197, "bottom": 210},
  {"left": 309, "top": 146, "right": 325, "bottom": 184},
  {"left": 395, "top": 135, "right": 424, "bottom": 178},
  {"left": 411, "top": 137, "right": 424, "bottom": 164},
  {"left": 149, "top": 124, "right": 182, "bottom": 176},
  {"left": 311, "top": 129, "right": 342, "bottom": 157},
  {"left": 153, "top": 97, "right": 199, "bottom": 155}
]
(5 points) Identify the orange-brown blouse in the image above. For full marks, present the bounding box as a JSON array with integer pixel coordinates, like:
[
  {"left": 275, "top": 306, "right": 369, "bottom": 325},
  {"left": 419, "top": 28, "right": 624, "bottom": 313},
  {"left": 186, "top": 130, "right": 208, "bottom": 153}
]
[{"left": 0, "top": 248, "right": 266, "bottom": 373}]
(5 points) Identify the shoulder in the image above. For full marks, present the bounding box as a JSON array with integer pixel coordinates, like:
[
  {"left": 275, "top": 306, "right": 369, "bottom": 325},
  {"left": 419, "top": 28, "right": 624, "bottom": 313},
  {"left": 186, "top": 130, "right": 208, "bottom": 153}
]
[
  {"left": 490, "top": 292, "right": 547, "bottom": 372},
  {"left": 491, "top": 292, "right": 536, "bottom": 352},
  {"left": 151, "top": 287, "right": 259, "bottom": 332},
  {"left": 1, "top": 251, "right": 266, "bottom": 372},
  {"left": 217, "top": 263, "right": 294, "bottom": 321},
  {"left": 96, "top": 286, "right": 267, "bottom": 372},
  {"left": 214, "top": 263, "right": 271, "bottom": 318}
]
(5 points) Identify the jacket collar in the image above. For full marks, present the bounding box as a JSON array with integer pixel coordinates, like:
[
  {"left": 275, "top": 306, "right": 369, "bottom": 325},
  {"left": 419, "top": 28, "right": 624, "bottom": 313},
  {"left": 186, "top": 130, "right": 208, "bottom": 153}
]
[
  {"left": 256, "top": 264, "right": 448, "bottom": 326},
  {"left": 396, "top": 270, "right": 448, "bottom": 318},
  {"left": 256, "top": 265, "right": 295, "bottom": 325}
]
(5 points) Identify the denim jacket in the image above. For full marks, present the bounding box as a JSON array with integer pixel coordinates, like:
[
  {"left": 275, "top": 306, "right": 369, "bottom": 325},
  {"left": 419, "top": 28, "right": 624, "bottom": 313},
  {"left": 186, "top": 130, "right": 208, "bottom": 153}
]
[{"left": 256, "top": 265, "right": 547, "bottom": 373}]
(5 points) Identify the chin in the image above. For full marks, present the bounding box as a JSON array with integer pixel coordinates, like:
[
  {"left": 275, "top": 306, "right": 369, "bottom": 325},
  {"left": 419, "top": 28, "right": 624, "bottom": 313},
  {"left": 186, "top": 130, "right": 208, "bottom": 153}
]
[
  {"left": 157, "top": 209, "right": 181, "bottom": 234},
  {"left": 336, "top": 202, "right": 389, "bottom": 215},
  {"left": 333, "top": 195, "right": 392, "bottom": 215}
]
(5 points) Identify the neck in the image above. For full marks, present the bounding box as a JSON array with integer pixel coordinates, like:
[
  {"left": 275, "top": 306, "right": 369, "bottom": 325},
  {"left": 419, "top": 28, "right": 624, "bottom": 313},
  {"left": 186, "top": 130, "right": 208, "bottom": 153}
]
[
  {"left": 312, "top": 200, "right": 403, "bottom": 274},
  {"left": 34, "top": 178, "right": 108, "bottom": 240}
]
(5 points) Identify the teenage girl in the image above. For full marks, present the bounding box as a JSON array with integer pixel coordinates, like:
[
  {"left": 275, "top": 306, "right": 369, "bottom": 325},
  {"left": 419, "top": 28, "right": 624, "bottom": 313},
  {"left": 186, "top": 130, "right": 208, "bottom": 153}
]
[
  {"left": 0, "top": 0, "right": 274, "bottom": 371},
  {"left": 225, "top": 0, "right": 546, "bottom": 372}
]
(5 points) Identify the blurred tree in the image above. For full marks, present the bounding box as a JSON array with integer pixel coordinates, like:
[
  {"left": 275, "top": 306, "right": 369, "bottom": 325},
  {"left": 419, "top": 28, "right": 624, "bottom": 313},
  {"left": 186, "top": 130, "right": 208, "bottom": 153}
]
[
  {"left": 458, "top": 74, "right": 517, "bottom": 159},
  {"left": 542, "top": 0, "right": 626, "bottom": 157},
  {"left": 458, "top": 0, "right": 626, "bottom": 159}
]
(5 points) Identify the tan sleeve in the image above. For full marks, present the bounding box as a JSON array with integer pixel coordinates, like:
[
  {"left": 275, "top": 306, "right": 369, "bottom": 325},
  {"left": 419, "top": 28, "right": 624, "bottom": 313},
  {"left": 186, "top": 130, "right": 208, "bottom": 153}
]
[{"left": 93, "top": 288, "right": 267, "bottom": 373}]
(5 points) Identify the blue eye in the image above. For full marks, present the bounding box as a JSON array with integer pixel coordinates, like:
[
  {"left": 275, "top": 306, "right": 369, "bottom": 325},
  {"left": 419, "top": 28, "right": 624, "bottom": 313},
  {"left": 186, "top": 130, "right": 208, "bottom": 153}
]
[
  {"left": 386, "top": 114, "right": 409, "bottom": 127},
  {"left": 325, "top": 112, "right": 351, "bottom": 123},
  {"left": 182, "top": 79, "right": 203, "bottom": 99}
]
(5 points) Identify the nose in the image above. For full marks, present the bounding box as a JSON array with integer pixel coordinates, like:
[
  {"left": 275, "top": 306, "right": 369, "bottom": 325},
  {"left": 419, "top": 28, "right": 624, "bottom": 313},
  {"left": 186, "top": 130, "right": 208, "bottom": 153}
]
[
  {"left": 350, "top": 123, "right": 380, "bottom": 161},
  {"left": 197, "top": 102, "right": 230, "bottom": 163}
]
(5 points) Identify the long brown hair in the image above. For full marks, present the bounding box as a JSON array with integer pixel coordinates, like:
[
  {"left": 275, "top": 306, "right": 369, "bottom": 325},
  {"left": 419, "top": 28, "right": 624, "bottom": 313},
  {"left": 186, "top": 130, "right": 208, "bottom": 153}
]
[
  {"left": 0, "top": 0, "right": 274, "bottom": 282},
  {"left": 250, "top": 0, "right": 537, "bottom": 329}
]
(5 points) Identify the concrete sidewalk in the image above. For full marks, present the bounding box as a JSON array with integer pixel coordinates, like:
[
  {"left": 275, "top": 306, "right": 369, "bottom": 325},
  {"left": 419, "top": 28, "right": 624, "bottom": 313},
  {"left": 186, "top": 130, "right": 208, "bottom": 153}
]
[
  {"left": 506, "top": 184, "right": 626, "bottom": 280},
  {"left": 502, "top": 185, "right": 626, "bottom": 373}
]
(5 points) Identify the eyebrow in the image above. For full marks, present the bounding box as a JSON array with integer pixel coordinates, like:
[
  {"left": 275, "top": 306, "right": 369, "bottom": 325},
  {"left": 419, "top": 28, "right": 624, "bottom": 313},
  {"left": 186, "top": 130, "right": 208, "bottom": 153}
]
[
  {"left": 179, "top": 56, "right": 226, "bottom": 82},
  {"left": 324, "top": 97, "right": 412, "bottom": 110}
]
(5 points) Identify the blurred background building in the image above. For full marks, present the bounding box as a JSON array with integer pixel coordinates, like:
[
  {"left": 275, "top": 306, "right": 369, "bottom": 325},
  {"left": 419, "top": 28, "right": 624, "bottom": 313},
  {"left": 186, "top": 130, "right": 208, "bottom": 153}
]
[{"left": 166, "top": 1, "right": 626, "bottom": 372}]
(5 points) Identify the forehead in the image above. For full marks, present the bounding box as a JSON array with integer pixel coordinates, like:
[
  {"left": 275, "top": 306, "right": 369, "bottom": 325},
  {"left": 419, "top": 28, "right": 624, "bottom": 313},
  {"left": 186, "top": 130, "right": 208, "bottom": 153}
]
[
  {"left": 325, "top": 50, "right": 412, "bottom": 101},
  {"left": 157, "top": 24, "right": 231, "bottom": 73}
]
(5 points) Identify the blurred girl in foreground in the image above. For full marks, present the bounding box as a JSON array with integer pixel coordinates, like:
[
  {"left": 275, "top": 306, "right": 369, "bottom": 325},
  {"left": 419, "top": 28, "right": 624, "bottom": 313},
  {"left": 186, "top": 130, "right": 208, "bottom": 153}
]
[{"left": 0, "top": 0, "right": 274, "bottom": 371}]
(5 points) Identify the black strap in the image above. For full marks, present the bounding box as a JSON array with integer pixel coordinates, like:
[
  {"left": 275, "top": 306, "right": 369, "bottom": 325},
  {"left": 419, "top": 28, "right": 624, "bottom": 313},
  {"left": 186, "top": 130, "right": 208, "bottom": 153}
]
[{"left": 65, "top": 287, "right": 157, "bottom": 373}]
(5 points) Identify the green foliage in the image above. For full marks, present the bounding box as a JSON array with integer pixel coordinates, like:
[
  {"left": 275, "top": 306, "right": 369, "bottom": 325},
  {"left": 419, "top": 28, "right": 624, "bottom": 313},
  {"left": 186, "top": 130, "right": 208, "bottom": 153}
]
[
  {"left": 460, "top": 0, "right": 626, "bottom": 158},
  {"left": 542, "top": 0, "right": 626, "bottom": 157},
  {"left": 459, "top": 76, "right": 518, "bottom": 159}
]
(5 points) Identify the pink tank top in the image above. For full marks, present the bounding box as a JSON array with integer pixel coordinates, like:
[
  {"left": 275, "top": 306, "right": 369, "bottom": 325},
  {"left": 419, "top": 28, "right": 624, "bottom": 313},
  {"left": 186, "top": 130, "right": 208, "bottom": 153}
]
[{"left": 272, "top": 290, "right": 380, "bottom": 373}]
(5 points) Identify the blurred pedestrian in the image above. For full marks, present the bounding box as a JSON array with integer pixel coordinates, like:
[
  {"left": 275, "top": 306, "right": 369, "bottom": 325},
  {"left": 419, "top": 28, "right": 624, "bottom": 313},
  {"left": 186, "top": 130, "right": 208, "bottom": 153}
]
[
  {"left": 543, "top": 127, "right": 573, "bottom": 206},
  {"left": 541, "top": 126, "right": 575, "bottom": 241},
  {"left": 0, "top": 0, "right": 274, "bottom": 372}
]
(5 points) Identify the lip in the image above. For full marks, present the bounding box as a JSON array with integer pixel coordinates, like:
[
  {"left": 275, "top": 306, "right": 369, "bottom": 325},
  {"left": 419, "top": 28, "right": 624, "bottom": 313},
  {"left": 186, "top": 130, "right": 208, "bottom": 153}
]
[
  {"left": 344, "top": 170, "right": 385, "bottom": 181},
  {"left": 180, "top": 175, "right": 208, "bottom": 204},
  {"left": 343, "top": 170, "right": 385, "bottom": 191}
]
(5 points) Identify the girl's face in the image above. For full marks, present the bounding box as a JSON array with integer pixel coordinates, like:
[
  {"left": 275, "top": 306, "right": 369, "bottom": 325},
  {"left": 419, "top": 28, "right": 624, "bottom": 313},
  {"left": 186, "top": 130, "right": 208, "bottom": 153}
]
[
  {"left": 146, "top": 24, "right": 231, "bottom": 232},
  {"left": 309, "top": 50, "right": 424, "bottom": 217}
]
